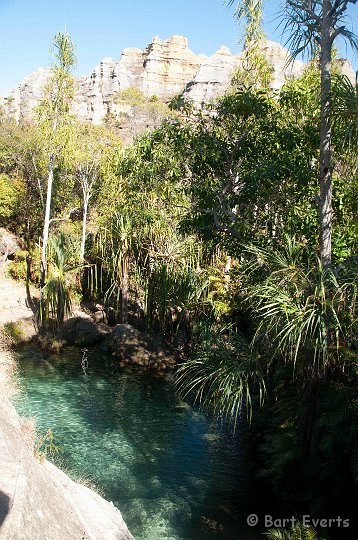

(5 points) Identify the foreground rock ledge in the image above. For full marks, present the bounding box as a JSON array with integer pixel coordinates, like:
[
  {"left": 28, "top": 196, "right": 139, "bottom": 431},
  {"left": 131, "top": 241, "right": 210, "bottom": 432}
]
[{"left": 0, "top": 395, "right": 134, "bottom": 540}]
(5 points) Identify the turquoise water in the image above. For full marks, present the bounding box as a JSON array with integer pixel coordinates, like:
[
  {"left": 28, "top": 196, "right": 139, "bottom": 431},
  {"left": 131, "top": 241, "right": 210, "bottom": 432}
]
[{"left": 15, "top": 345, "right": 261, "bottom": 540}]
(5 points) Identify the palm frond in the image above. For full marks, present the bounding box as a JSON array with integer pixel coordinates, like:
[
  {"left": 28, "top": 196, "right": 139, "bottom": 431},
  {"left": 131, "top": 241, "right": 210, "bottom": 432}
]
[
  {"left": 265, "top": 522, "right": 319, "bottom": 539},
  {"left": 280, "top": 2, "right": 320, "bottom": 63},
  {"left": 176, "top": 330, "right": 265, "bottom": 427},
  {"left": 243, "top": 236, "right": 357, "bottom": 375},
  {"left": 41, "top": 232, "right": 76, "bottom": 328},
  {"left": 332, "top": 73, "right": 358, "bottom": 147}
]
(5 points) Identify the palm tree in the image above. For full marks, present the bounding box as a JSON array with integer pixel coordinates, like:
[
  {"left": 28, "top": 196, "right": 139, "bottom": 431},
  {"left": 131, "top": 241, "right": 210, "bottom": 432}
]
[
  {"left": 282, "top": 0, "right": 358, "bottom": 267},
  {"left": 228, "top": 0, "right": 358, "bottom": 267}
]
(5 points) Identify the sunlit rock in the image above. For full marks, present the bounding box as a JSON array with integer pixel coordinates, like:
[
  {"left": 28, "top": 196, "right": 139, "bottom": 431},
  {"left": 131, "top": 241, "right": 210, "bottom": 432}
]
[
  {"left": 3, "top": 35, "right": 355, "bottom": 126},
  {"left": 0, "top": 392, "right": 134, "bottom": 540}
]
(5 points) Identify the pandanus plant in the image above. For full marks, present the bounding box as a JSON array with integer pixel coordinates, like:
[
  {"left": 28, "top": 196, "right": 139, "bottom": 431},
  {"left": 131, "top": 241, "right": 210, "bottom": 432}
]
[
  {"left": 176, "top": 236, "right": 358, "bottom": 425},
  {"left": 265, "top": 522, "right": 321, "bottom": 540},
  {"left": 143, "top": 236, "right": 208, "bottom": 339},
  {"left": 41, "top": 232, "right": 76, "bottom": 329},
  {"left": 332, "top": 72, "right": 358, "bottom": 148},
  {"left": 96, "top": 212, "right": 133, "bottom": 324},
  {"left": 245, "top": 237, "right": 358, "bottom": 376}
]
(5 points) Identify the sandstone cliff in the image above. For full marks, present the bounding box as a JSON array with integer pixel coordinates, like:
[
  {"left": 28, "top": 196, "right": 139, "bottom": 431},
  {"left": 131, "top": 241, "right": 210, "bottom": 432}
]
[
  {"left": 2, "top": 35, "right": 355, "bottom": 127},
  {"left": 3, "top": 36, "right": 302, "bottom": 125}
]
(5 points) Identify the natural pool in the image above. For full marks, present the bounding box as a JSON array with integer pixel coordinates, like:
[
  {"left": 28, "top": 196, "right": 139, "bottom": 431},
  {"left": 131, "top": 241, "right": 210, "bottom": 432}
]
[{"left": 15, "top": 345, "right": 261, "bottom": 540}]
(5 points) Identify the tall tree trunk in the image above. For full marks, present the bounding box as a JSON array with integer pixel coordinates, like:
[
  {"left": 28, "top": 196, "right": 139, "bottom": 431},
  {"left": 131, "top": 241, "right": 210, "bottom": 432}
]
[
  {"left": 80, "top": 196, "right": 88, "bottom": 263},
  {"left": 40, "top": 153, "right": 54, "bottom": 291},
  {"left": 319, "top": 0, "right": 333, "bottom": 268}
]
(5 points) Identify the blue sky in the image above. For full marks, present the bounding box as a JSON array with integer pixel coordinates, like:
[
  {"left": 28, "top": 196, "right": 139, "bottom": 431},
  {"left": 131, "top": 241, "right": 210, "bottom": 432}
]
[{"left": 0, "top": 0, "right": 357, "bottom": 96}]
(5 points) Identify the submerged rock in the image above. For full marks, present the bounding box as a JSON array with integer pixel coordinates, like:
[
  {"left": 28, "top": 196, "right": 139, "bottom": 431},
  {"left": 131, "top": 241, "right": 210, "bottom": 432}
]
[{"left": 0, "top": 393, "right": 134, "bottom": 540}]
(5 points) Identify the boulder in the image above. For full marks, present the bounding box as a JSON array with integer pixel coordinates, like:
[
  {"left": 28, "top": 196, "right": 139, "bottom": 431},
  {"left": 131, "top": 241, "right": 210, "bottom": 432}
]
[
  {"left": 80, "top": 301, "right": 108, "bottom": 324},
  {"left": 58, "top": 314, "right": 107, "bottom": 346},
  {"left": 0, "top": 392, "right": 134, "bottom": 540},
  {"left": 111, "top": 324, "right": 150, "bottom": 366},
  {"left": 111, "top": 324, "right": 177, "bottom": 371},
  {"left": 112, "top": 323, "right": 141, "bottom": 343},
  {"left": 0, "top": 229, "right": 21, "bottom": 268}
]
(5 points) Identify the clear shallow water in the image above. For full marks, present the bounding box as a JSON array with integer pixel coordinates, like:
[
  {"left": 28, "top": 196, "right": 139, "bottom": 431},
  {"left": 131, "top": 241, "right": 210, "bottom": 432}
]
[{"left": 15, "top": 345, "right": 261, "bottom": 540}]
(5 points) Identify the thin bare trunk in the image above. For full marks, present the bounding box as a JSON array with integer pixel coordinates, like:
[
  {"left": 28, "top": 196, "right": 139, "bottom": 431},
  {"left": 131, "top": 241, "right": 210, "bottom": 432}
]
[
  {"left": 319, "top": 0, "right": 333, "bottom": 268},
  {"left": 80, "top": 197, "right": 88, "bottom": 263},
  {"left": 31, "top": 154, "right": 44, "bottom": 206},
  {"left": 40, "top": 153, "right": 54, "bottom": 291}
]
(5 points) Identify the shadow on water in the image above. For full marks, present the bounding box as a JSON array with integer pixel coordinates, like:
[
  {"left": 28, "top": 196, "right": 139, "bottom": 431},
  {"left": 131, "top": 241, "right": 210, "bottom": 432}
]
[
  {"left": 15, "top": 345, "right": 263, "bottom": 540},
  {"left": 0, "top": 491, "right": 10, "bottom": 528}
]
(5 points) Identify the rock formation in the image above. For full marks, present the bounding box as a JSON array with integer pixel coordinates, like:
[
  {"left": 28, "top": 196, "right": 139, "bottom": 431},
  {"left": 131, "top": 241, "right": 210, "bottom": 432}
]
[
  {"left": 111, "top": 324, "right": 177, "bottom": 372},
  {"left": 0, "top": 388, "right": 134, "bottom": 540},
  {"left": 0, "top": 228, "right": 22, "bottom": 268},
  {"left": 2, "top": 35, "right": 355, "bottom": 127}
]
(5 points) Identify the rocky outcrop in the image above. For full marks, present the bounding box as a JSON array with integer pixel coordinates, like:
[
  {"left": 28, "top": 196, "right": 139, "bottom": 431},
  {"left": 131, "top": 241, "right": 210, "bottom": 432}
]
[
  {"left": 58, "top": 312, "right": 108, "bottom": 347},
  {"left": 7, "top": 68, "right": 52, "bottom": 122},
  {"left": 0, "top": 390, "right": 134, "bottom": 540},
  {"left": 141, "top": 35, "right": 201, "bottom": 98},
  {"left": 184, "top": 45, "right": 239, "bottom": 106},
  {"left": 111, "top": 324, "right": 177, "bottom": 372},
  {"left": 258, "top": 40, "right": 306, "bottom": 90},
  {"left": 0, "top": 229, "right": 22, "bottom": 268},
  {"left": 3, "top": 35, "right": 356, "bottom": 126}
]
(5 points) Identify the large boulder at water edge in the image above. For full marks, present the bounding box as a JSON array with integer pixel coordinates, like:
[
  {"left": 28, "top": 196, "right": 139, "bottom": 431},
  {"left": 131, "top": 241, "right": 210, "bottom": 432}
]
[
  {"left": 0, "top": 391, "right": 134, "bottom": 540},
  {"left": 58, "top": 312, "right": 108, "bottom": 346},
  {"left": 111, "top": 323, "right": 177, "bottom": 371}
]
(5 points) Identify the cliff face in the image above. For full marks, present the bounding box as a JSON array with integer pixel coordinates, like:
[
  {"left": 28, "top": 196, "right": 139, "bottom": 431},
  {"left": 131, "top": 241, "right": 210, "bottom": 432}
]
[
  {"left": 3, "top": 35, "right": 355, "bottom": 126},
  {"left": 3, "top": 36, "right": 300, "bottom": 124}
]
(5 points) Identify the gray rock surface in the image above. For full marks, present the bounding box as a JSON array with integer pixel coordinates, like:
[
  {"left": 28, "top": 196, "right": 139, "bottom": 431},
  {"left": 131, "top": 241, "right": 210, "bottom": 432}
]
[
  {"left": 0, "top": 275, "right": 37, "bottom": 342},
  {"left": 111, "top": 324, "right": 177, "bottom": 371},
  {"left": 0, "top": 392, "right": 134, "bottom": 540},
  {"left": 58, "top": 313, "right": 108, "bottom": 346},
  {"left": 0, "top": 228, "right": 21, "bottom": 264},
  {"left": 4, "top": 35, "right": 354, "bottom": 128},
  {"left": 184, "top": 45, "right": 239, "bottom": 106}
]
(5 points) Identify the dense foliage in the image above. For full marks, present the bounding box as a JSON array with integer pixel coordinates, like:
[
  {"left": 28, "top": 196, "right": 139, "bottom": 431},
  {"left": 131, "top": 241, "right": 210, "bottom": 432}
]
[{"left": 1, "top": 27, "right": 357, "bottom": 539}]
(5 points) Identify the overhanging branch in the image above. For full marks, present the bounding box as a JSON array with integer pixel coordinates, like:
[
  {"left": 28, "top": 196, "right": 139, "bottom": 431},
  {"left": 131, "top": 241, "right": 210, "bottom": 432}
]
[{"left": 332, "top": 0, "right": 357, "bottom": 21}]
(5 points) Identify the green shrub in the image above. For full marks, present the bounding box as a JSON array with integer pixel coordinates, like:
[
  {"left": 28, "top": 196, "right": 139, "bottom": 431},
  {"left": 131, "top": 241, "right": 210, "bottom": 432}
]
[
  {"left": 35, "top": 428, "right": 62, "bottom": 464},
  {"left": 0, "top": 173, "right": 23, "bottom": 222},
  {"left": 6, "top": 249, "right": 28, "bottom": 281},
  {"left": 2, "top": 321, "right": 25, "bottom": 345}
]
